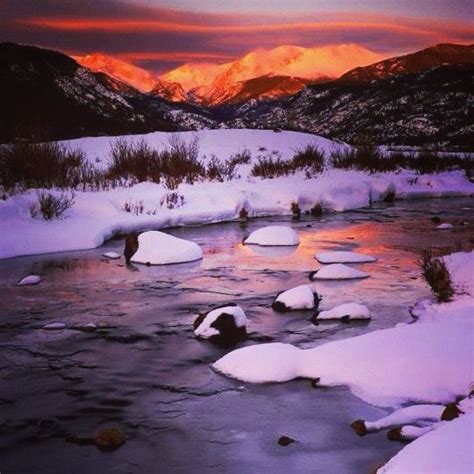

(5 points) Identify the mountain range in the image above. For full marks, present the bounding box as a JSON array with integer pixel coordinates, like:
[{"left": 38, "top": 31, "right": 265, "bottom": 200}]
[
  {"left": 1, "top": 42, "right": 473, "bottom": 147},
  {"left": 76, "top": 44, "right": 384, "bottom": 106}
]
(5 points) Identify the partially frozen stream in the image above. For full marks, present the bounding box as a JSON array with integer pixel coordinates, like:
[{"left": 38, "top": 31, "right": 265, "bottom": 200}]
[{"left": 0, "top": 197, "right": 472, "bottom": 473}]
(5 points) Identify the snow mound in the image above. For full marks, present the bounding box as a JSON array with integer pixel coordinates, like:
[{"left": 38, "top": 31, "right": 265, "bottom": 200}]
[
  {"left": 244, "top": 226, "right": 299, "bottom": 247},
  {"left": 131, "top": 231, "right": 203, "bottom": 265},
  {"left": 194, "top": 304, "right": 247, "bottom": 341},
  {"left": 17, "top": 275, "right": 42, "bottom": 286},
  {"left": 213, "top": 343, "right": 302, "bottom": 383},
  {"left": 102, "top": 251, "right": 121, "bottom": 259},
  {"left": 213, "top": 318, "right": 474, "bottom": 407},
  {"left": 311, "top": 264, "right": 369, "bottom": 280},
  {"left": 379, "top": 413, "right": 474, "bottom": 473},
  {"left": 435, "top": 223, "right": 453, "bottom": 230},
  {"left": 316, "top": 303, "right": 370, "bottom": 321},
  {"left": 315, "top": 251, "right": 376, "bottom": 264},
  {"left": 272, "top": 285, "right": 318, "bottom": 312}
]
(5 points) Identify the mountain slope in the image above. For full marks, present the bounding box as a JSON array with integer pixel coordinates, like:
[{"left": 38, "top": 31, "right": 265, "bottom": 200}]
[
  {"left": 338, "top": 43, "right": 474, "bottom": 85},
  {"left": 0, "top": 43, "right": 183, "bottom": 142},
  {"left": 161, "top": 44, "right": 385, "bottom": 105},
  {"left": 149, "top": 79, "right": 187, "bottom": 102},
  {"left": 226, "top": 64, "right": 474, "bottom": 148},
  {"left": 216, "top": 74, "right": 319, "bottom": 105},
  {"left": 72, "top": 53, "right": 157, "bottom": 92}
]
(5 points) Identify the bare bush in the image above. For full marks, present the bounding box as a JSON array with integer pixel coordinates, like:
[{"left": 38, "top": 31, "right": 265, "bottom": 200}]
[
  {"left": 107, "top": 139, "right": 160, "bottom": 182},
  {"left": 30, "top": 192, "right": 75, "bottom": 220},
  {"left": 160, "top": 191, "right": 185, "bottom": 209},
  {"left": 160, "top": 135, "right": 204, "bottom": 188},
  {"left": 292, "top": 144, "right": 325, "bottom": 175},
  {"left": 228, "top": 149, "right": 252, "bottom": 166},
  {"left": 0, "top": 142, "right": 100, "bottom": 191},
  {"left": 251, "top": 144, "right": 326, "bottom": 178},
  {"left": 251, "top": 156, "right": 290, "bottom": 178},
  {"left": 419, "top": 249, "right": 454, "bottom": 302}
]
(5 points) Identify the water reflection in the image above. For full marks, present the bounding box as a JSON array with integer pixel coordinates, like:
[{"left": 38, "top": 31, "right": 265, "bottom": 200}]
[{"left": 243, "top": 243, "right": 298, "bottom": 257}]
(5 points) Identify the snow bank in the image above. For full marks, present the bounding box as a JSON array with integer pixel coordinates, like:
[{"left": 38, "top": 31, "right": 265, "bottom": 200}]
[
  {"left": 17, "top": 275, "right": 42, "bottom": 286},
  {"left": 316, "top": 303, "right": 370, "bottom": 321},
  {"left": 213, "top": 317, "right": 474, "bottom": 407},
  {"left": 315, "top": 251, "right": 377, "bottom": 264},
  {"left": 194, "top": 305, "right": 247, "bottom": 339},
  {"left": 379, "top": 413, "right": 474, "bottom": 473},
  {"left": 272, "top": 285, "right": 318, "bottom": 312},
  {"left": 244, "top": 226, "right": 299, "bottom": 247},
  {"left": 311, "top": 264, "right": 369, "bottom": 280},
  {"left": 1, "top": 130, "right": 473, "bottom": 260},
  {"left": 130, "top": 231, "right": 202, "bottom": 265}
]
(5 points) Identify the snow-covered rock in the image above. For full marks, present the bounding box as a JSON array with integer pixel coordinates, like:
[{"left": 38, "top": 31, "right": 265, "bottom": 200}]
[
  {"left": 194, "top": 304, "right": 247, "bottom": 345},
  {"left": 435, "top": 223, "right": 453, "bottom": 230},
  {"left": 316, "top": 303, "right": 371, "bottom": 321},
  {"left": 310, "top": 264, "right": 369, "bottom": 280},
  {"left": 272, "top": 285, "right": 319, "bottom": 312},
  {"left": 315, "top": 251, "right": 377, "bottom": 264},
  {"left": 42, "top": 322, "right": 66, "bottom": 330},
  {"left": 244, "top": 226, "right": 299, "bottom": 247},
  {"left": 351, "top": 404, "right": 445, "bottom": 436},
  {"left": 17, "top": 275, "right": 42, "bottom": 286},
  {"left": 442, "top": 395, "right": 474, "bottom": 421},
  {"left": 102, "top": 251, "right": 121, "bottom": 259},
  {"left": 379, "top": 413, "right": 474, "bottom": 473},
  {"left": 386, "top": 423, "right": 442, "bottom": 442},
  {"left": 131, "top": 231, "right": 203, "bottom": 265},
  {"left": 72, "top": 322, "right": 97, "bottom": 332}
]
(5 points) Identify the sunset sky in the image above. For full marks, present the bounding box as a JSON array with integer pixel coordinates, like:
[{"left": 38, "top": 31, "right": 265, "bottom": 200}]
[{"left": 1, "top": 0, "right": 473, "bottom": 74}]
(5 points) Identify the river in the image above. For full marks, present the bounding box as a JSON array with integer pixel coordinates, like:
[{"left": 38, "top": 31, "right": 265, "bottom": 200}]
[{"left": 0, "top": 197, "right": 472, "bottom": 473}]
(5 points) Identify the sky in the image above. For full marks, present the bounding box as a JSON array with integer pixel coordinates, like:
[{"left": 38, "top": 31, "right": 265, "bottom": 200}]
[{"left": 1, "top": 0, "right": 473, "bottom": 74}]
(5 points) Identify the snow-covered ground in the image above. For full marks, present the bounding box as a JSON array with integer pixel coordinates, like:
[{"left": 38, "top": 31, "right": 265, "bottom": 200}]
[
  {"left": 1, "top": 129, "right": 473, "bottom": 260},
  {"left": 213, "top": 250, "right": 474, "bottom": 472}
]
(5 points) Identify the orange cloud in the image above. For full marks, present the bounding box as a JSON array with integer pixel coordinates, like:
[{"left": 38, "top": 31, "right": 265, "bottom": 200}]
[
  {"left": 17, "top": 16, "right": 474, "bottom": 48},
  {"left": 15, "top": 17, "right": 445, "bottom": 36},
  {"left": 117, "top": 51, "right": 234, "bottom": 62}
]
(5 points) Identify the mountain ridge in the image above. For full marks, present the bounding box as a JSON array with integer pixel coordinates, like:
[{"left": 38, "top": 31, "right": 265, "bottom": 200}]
[{"left": 1, "top": 42, "right": 472, "bottom": 147}]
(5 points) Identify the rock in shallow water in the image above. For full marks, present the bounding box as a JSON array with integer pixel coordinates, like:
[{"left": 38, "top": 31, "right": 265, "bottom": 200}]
[
  {"left": 315, "top": 303, "right": 371, "bottom": 322},
  {"left": 42, "top": 322, "right": 66, "bottom": 330},
  {"left": 278, "top": 435, "right": 295, "bottom": 446},
  {"left": 272, "top": 285, "right": 319, "bottom": 312},
  {"left": 102, "top": 251, "right": 121, "bottom": 260},
  {"left": 95, "top": 428, "right": 126, "bottom": 451},
  {"left": 310, "top": 264, "right": 369, "bottom": 280},
  {"left": 244, "top": 226, "right": 299, "bottom": 247},
  {"left": 17, "top": 275, "right": 42, "bottom": 286},
  {"left": 128, "top": 231, "right": 203, "bottom": 265},
  {"left": 315, "top": 251, "right": 376, "bottom": 264},
  {"left": 435, "top": 223, "right": 453, "bottom": 230},
  {"left": 194, "top": 304, "right": 247, "bottom": 346}
]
